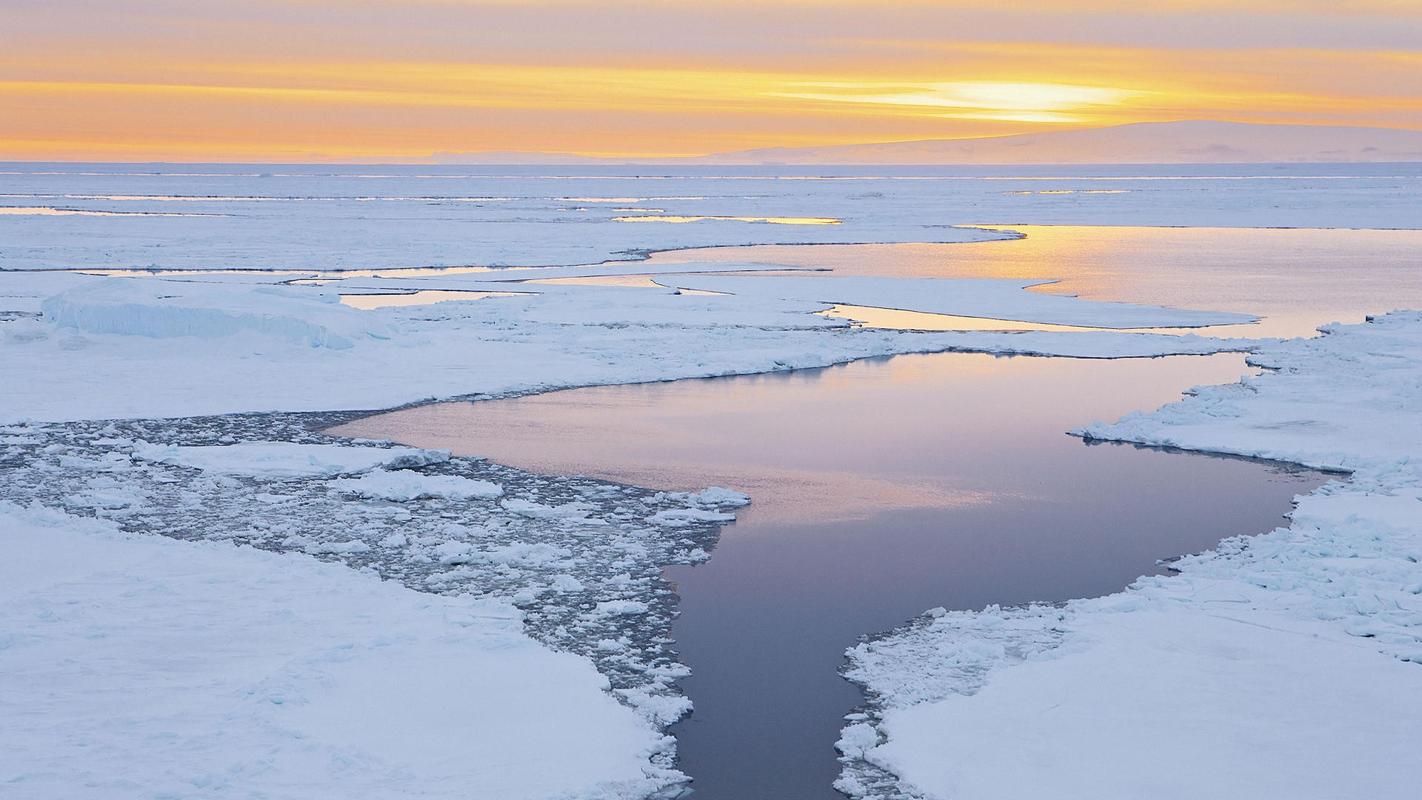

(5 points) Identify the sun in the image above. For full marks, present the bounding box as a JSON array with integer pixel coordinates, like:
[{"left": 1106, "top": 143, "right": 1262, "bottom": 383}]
[{"left": 774, "top": 80, "right": 1142, "bottom": 123}]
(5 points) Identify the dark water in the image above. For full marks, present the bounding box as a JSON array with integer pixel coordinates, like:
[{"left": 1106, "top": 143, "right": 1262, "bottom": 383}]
[{"left": 335, "top": 352, "right": 1326, "bottom": 800}]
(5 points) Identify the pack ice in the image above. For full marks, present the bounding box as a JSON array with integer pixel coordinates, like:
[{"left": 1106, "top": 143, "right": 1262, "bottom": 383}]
[
  {"left": 837, "top": 312, "right": 1422, "bottom": 800},
  {"left": 0, "top": 503, "right": 676, "bottom": 800},
  {"left": 1, "top": 266, "right": 1256, "bottom": 423}
]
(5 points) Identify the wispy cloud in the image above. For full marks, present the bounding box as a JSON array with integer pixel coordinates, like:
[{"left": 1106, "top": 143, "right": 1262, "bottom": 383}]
[
  {"left": 773, "top": 81, "right": 1142, "bottom": 122},
  {"left": 3, "top": 1, "right": 1418, "bottom": 159}
]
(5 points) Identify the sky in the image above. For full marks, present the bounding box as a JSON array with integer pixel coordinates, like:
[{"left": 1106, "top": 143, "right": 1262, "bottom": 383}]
[{"left": 2, "top": 0, "right": 1420, "bottom": 161}]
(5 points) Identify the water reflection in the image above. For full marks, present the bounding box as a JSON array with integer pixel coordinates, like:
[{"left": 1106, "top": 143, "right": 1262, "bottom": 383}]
[
  {"left": 330, "top": 353, "right": 1280, "bottom": 526},
  {"left": 0, "top": 206, "right": 219, "bottom": 217},
  {"left": 74, "top": 226, "right": 1421, "bottom": 338},
  {"left": 820, "top": 303, "right": 1136, "bottom": 333},
  {"left": 332, "top": 351, "right": 1326, "bottom": 800},
  {"left": 647, "top": 226, "right": 1422, "bottom": 339}
]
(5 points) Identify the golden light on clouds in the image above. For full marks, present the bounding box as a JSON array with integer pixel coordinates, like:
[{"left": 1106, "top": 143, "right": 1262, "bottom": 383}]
[
  {"left": 2, "top": 0, "right": 1419, "bottom": 160},
  {"left": 775, "top": 81, "right": 1143, "bottom": 122}
]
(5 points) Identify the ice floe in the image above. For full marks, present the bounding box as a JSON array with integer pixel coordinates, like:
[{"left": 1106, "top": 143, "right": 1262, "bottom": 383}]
[
  {"left": 5, "top": 165, "right": 1419, "bottom": 800},
  {"left": 657, "top": 275, "right": 1257, "bottom": 329},
  {"left": 132, "top": 441, "right": 449, "bottom": 477},
  {"left": 328, "top": 468, "right": 504, "bottom": 500},
  {"left": 838, "top": 312, "right": 1422, "bottom": 800},
  {"left": 0, "top": 411, "right": 765, "bottom": 795},
  {"left": 1, "top": 271, "right": 1257, "bottom": 423},
  {"left": 43, "top": 277, "right": 388, "bottom": 349},
  {"left": 0, "top": 503, "right": 677, "bottom": 800}
]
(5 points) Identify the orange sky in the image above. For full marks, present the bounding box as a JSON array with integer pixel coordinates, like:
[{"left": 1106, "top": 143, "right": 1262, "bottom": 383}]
[{"left": 3, "top": 0, "right": 1419, "bottom": 161}]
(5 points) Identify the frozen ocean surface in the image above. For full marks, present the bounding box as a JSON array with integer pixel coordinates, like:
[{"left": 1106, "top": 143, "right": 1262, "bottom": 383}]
[
  {"left": 336, "top": 352, "right": 1328, "bottom": 799},
  {"left": 3, "top": 163, "right": 1421, "bottom": 270},
  {"left": 4, "top": 163, "right": 1420, "bottom": 800},
  {"left": 650, "top": 226, "right": 1422, "bottom": 339}
]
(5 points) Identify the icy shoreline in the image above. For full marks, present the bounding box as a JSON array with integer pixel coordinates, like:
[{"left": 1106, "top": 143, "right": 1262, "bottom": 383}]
[
  {"left": 836, "top": 312, "right": 1422, "bottom": 800},
  {"left": 7, "top": 163, "right": 1421, "bottom": 272},
  {"left": 0, "top": 409, "right": 765, "bottom": 797},
  {"left": 5, "top": 165, "right": 1420, "bottom": 798},
  {"left": 2, "top": 270, "right": 1261, "bottom": 424},
  {"left": 0, "top": 502, "right": 682, "bottom": 800},
  {"left": 4, "top": 302, "right": 1418, "bottom": 799}
]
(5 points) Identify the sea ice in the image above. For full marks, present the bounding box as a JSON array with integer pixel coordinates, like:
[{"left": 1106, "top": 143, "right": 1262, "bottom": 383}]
[
  {"left": 43, "top": 277, "right": 387, "bottom": 348},
  {"left": 647, "top": 508, "right": 737, "bottom": 526},
  {"left": 0, "top": 411, "right": 747, "bottom": 788},
  {"left": 132, "top": 441, "right": 449, "bottom": 477},
  {"left": 0, "top": 503, "right": 678, "bottom": 800},
  {"left": 1, "top": 271, "right": 1257, "bottom": 423},
  {"left": 3, "top": 165, "right": 1419, "bottom": 271},
  {"left": 5, "top": 166, "right": 1419, "bottom": 800},
  {"left": 838, "top": 312, "right": 1422, "bottom": 800},
  {"left": 328, "top": 468, "right": 504, "bottom": 500},
  {"left": 658, "top": 275, "right": 1257, "bottom": 329}
]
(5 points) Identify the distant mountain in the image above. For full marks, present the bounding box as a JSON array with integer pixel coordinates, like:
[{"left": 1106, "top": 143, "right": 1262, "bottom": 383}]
[
  {"left": 690, "top": 121, "right": 1422, "bottom": 165},
  {"left": 428, "top": 150, "right": 606, "bottom": 165},
  {"left": 430, "top": 121, "right": 1422, "bottom": 165}
]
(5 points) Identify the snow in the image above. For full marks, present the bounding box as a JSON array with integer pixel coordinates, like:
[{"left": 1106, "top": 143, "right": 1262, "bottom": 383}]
[
  {"left": 0, "top": 270, "right": 101, "bottom": 314},
  {"left": 332, "top": 259, "right": 815, "bottom": 288},
  {"left": 1078, "top": 311, "right": 1422, "bottom": 472},
  {"left": 864, "top": 608, "right": 1422, "bottom": 800},
  {"left": 0, "top": 503, "right": 676, "bottom": 800},
  {"left": 5, "top": 164, "right": 1420, "bottom": 800},
  {"left": 43, "top": 277, "right": 389, "bottom": 348},
  {"left": 0, "top": 170, "right": 1372, "bottom": 425},
  {"left": 501, "top": 497, "right": 599, "bottom": 520},
  {"left": 667, "top": 486, "right": 752, "bottom": 508},
  {"left": 597, "top": 600, "right": 652, "bottom": 616},
  {"left": 132, "top": 441, "right": 450, "bottom": 477},
  {"left": 329, "top": 468, "right": 504, "bottom": 500},
  {"left": 657, "top": 275, "right": 1256, "bottom": 329},
  {"left": 647, "top": 508, "right": 737, "bottom": 526},
  {"left": 3, "top": 164, "right": 1420, "bottom": 272},
  {"left": 0, "top": 271, "right": 1258, "bottom": 423},
  {"left": 301, "top": 538, "right": 372, "bottom": 555},
  {"left": 838, "top": 312, "right": 1422, "bottom": 800},
  {"left": 1, "top": 415, "right": 744, "bottom": 762}
]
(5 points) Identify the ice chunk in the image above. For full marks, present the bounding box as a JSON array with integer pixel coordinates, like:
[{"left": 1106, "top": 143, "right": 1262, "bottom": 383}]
[
  {"left": 501, "top": 498, "right": 595, "bottom": 519},
  {"left": 596, "top": 599, "right": 650, "bottom": 616},
  {"left": 327, "top": 469, "right": 503, "bottom": 501},
  {"left": 132, "top": 442, "right": 449, "bottom": 478},
  {"left": 647, "top": 507, "right": 736, "bottom": 526},
  {"left": 303, "top": 539, "right": 371, "bottom": 555},
  {"left": 42, "top": 278, "right": 388, "bottom": 349},
  {"left": 835, "top": 723, "right": 879, "bottom": 759}
]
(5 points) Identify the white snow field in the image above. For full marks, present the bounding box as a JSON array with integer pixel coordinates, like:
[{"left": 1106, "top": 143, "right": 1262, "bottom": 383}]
[
  {"left": 0, "top": 503, "right": 678, "bottom": 800},
  {"left": 0, "top": 272, "right": 1259, "bottom": 423},
  {"left": 4, "top": 164, "right": 1420, "bottom": 272},
  {"left": 3, "top": 164, "right": 1421, "bottom": 800},
  {"left": 837, "top": 312, "right": 1422, "bottom": 800}
]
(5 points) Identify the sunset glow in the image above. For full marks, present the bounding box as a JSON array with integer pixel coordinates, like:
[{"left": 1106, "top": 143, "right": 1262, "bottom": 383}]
[{"left": 3, "top": 1, "right": 1419, "bottom": 161}]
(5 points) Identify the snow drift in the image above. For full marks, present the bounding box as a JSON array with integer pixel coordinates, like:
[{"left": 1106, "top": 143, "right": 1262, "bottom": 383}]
[{"left": 42, "top": 278, "right": 388, "bottom": 348}]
